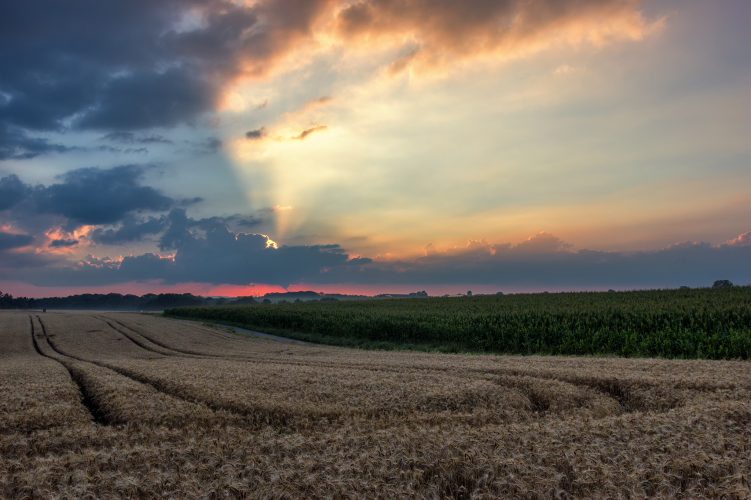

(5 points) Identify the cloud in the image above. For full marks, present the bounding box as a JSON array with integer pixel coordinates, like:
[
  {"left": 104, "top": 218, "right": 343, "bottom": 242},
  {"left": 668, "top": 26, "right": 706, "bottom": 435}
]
[
  {"left": 165, "top": 227, "right": 351, "bottom": 285},
  {"left": 90, "top": 215, "right": 168, "bottom": 245},
  {"left": 293, "top": 125, "right": 327, "bottom": 140},
  {"left": 0, "top": 231, "right": 33, "bottom": 250},
  {"left": 158, "top": 209, "right": 267, "bottom": 250},
  {"left": 0, "top": 174, "right": 29, "bottom": 210},
  {"left": 101, "top": 132, "right": 173, "bottom": 145},
  {"left": 0, "top": 0, "right": 331, "bottom": 131},
  {"left": 0, "top": 249, "right": 61, "bottom": 271},
  {"left": 32, "top": 165, "right": 174, "bottom": 224},
  {"left": 297, "top": 96, "right": 333, "bottom": 113},
  {"left": 90, "top": 209, "right": 267, "bottom": 247},
  {"left": 0, "top": 124, "right": 77, "bottom": 160},
  {"left": 335, "top": 0, "right": 658, "bottom": 70},
  {"left": 12, "top": 229, "right": 751, "bottom": 290},
  {"left": 49, "top": 238, "right": 78, "bottom": 248},
  {"left": 184, "top": 137, "right": 223, "bottom": 155},
  {"left": 177, "top": 197, "right": 205, "bottom": 207},
  {"left": 76, "top": 67, "right": 214, "bottom": 130},
  {"left": 31, "top": 224, "right": 357, "bottom": 287},
  {"left": 321, "top": 234, "right": 751, "bottom": 289},
  {"left": 0, "top": 0, "right": 658, "bottom": 157},
  {"left": 245, "top": 127, "right": 267, "bottom": 140},
  {"left": 0, "top": 0, "right": 332, "bottom": 159},
  {"left": 513, "top": 232, "right": 572, "bottom": 254},
  {"left": 726, "top": 232, "right": 751, "bottom": 247}
]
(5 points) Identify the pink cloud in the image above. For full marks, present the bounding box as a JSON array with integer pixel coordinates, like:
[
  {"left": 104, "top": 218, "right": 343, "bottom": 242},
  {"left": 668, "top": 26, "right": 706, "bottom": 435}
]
[{"left": 726, "top": 231, "right": 751, "bottom": 247}]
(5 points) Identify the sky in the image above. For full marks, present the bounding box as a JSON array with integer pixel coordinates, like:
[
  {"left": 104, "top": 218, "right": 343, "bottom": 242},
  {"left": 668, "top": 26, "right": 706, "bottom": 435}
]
[{"left": 1, "top": 0, "right": 750, "bottom": 297}]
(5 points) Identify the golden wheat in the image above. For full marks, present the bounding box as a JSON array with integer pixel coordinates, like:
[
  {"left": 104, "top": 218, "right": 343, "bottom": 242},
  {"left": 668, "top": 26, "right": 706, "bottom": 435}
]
[{"left": 1, "top": 310, "right": 749, "bottom": 498}]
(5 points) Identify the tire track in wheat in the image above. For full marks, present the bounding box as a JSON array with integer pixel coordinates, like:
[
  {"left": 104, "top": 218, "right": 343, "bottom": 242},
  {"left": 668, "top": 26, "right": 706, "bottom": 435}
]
[
  {"left": 37, "top": 315, "right": 300, "bottom": 429},
  {"left": 94, "top": 316, "right": 201, "bottom": 359},
  {"left": 29, "top": 316, "right": 108, "bottom": 425}
]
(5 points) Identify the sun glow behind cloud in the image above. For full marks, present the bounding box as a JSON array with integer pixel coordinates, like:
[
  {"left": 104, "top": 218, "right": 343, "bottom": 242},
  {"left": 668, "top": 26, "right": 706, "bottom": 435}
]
[{"left": 215, "top": 0, "right": 671, "bottom": 254}]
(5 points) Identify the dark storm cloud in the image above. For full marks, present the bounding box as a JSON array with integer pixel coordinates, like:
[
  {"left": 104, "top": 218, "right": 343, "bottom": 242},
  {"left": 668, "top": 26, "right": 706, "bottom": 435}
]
[
  {"left": 18, "top": 165, "right": 174, "bottom": 225},
  {"left": 10, "top": 228, "right": 751, "bottom": 290},
  {"left": 166, "top": 226, "right": 351, "bottom": 285},
  {"left": 0, "top": 249, "right": 61, "bottom": 271},
  {"left": 0, "top": 1, "right": 184, "bottom": 131},
  {"left": 177, "top": 197, "right": 205, "bottom": 207},
  {"left": 0, "top": 174, "right": 29, "bottom": 210},
  {"left": 90, "top": 209, "right": 266, "bottom": 247},
  {"left": 0, "top": 124, "right": 77, "bottom": 160},
  {"left": 224, "top": 214, "right": 266, "bottom": 228},
  {"left": 158, "top": 209, "right": 266, "bottom": 250},
  {"left": 90, "top": 215, "right": 168, "bottom": 245},
  {"left": 77, "top": 68, "right": 214, "bottom": 130},
  {"left": 0, "top": 0, "right": 333, "bottom": 158},
  {"left": 32, "top": 165, "right": 173, "bottom": 225},
  {"left": 49, "top": 238, "right": 78, "bottom": 248},
  {"left": 0, "top": 231, "right": 33, "bottom": 250},
  {"left": 30, "top": 222, "right": 356, "bottom": 287}
]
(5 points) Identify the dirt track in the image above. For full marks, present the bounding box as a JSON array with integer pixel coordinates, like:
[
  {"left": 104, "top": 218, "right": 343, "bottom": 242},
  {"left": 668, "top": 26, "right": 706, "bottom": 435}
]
[{"left": 2, "top": 310, "right": 750, "bottom": 498}]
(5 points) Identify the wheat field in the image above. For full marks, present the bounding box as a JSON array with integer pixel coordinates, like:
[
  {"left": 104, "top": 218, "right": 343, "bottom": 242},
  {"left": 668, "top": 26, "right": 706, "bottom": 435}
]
[{"left": 2, "top": 311, "right": 750, "bottom": 498}]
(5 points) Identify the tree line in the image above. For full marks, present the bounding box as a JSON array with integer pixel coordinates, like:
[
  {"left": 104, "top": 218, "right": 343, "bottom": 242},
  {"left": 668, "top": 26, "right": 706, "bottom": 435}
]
[{"left": 0, "top": 291, "right": 213, "bottom": 310}]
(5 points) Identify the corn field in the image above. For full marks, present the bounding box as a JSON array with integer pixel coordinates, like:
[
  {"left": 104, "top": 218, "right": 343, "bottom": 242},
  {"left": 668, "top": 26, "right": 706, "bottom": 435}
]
[{"left": 169, "top": 287, "right": 751, "bottom": 359}]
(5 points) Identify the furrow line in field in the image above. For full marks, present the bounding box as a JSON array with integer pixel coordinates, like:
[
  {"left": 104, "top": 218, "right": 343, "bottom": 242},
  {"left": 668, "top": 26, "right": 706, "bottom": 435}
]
[
  {"left": 107, "top": 317, "right": 329, "bottom": 365},
  {"left": 483, "top": 367, "right": 714, "bottom": 413},
  {"left": 94, "top": 315, "right": 729, "bottom": 414},
  {"left": 36, "top": 316, "right": 298, "bottom": 429},
  {"left": 30, "top": 316, "right": 108, "bottom": 425},
  {"left": 107, "top": 317, "right": 225, "bottom": 358},
  {"left": 102, "top": 317, "right": 489, "bottom": 375},
  {"left": 107, "top": 315, "right": 696, "bottom": 414},
  {"left": 95, "top": 316, "right": 195, "bottom": 358},
  {"left": 36, "top": 316, "right": 233, "bottom": 424}
]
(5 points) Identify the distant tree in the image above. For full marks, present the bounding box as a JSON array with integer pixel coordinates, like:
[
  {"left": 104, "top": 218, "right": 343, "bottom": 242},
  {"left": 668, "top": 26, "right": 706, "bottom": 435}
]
[{"left": 712, "top": 280, "right": 734, "bottom": 289}]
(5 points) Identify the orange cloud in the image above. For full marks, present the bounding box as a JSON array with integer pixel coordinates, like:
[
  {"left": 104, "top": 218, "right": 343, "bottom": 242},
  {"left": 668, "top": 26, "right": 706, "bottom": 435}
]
[
  {"left": 292, "top": 125, "right": 328, "bottom": 141},
  {"left": 218, "top": 0, "right": 660, "bottom": 93},
  {"left": 41, "top": 225, "right": 95, "bottom": 255},
  {"left": 334, "top": 0, "right": 661, "bottom": 72}
]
